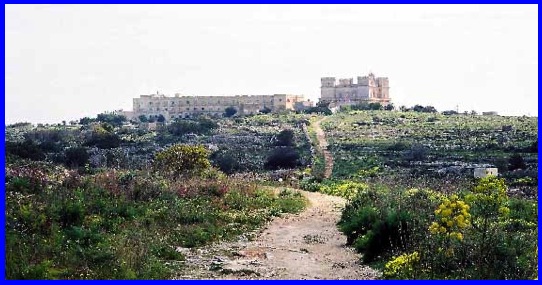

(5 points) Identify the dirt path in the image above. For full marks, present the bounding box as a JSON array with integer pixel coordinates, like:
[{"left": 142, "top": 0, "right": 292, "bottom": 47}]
[
  {"left": 174, "top": 190, "right": 380, "bottom": 280},
  {"left": 313, "top": 117, "right": 334, "bottom": 179}
]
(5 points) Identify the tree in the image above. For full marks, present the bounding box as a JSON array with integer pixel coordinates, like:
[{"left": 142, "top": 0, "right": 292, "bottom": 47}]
[
  {"left": 441, "top": 110, "right": 458, "bottom": 116},
  {"left": 508, "top": 153, "right": 526, "bottom": 171},
  {"left": 197, "top": 117, "right": 219, "bottom": 132},
  {"left": 276, "top": 129, "right": 295, "bottom": 146},
  {"left": 5, "top": 139, "right": 45, "bottom": 161},
  {"left": 138, "top": 115, "right": 148, "bottom": 123},
  {"left": 84, "top": 131, "right": 121, "bottom": 149},
  {"left": 212, "top": 152, "right": 240, "bottom": 174},
  {"left": 157, "top": 114, "right": 166, "bottom": 123},
  {"left": 422, "top": 106, "right": 437, "bottom": 113},
  {"left": 368, "top": 102, "right": 383, "bottom": 110},
  {"left": 264, "top": 147, "right": 300, "bottom": 170},
  {"left": 384, "top": 103, "right": 395, "bottom": 111},
  {"left": 153, "top": 144, "right": 211, "bottom": 178},
  {"left": 168, "top": 120, "right": 197, "bottom": 136},
  {"left": 404, "top": 144, "right": 428, "bottom": 161},
  {"left": 412, "top": 105, "right": 425, "bottom": 112},
  {"left": 64, "top": 147, "right": 89, "bottom": 168},
  {"left": 260, "top": 106, "right": 272, "bottom": 114},
  {"left": 224, "top": 106, "right": 237, "bottom": 118},
  {"left": 6, "top": 122, "right": 32, "bottom": 129},
  {"left": 79, "top": 117, "right": 96, "bottom": 125},
  {"left": 96, "top": 113, "right": 126, "bottom": 127},
  {"left": 316, "top": 101, "right": 330, "bottom": 108},
  {"left": 101, "top": 122, "right": 114, "bottom": 133},
  {"left": 305, "top": 101, "right": 332, "bottom": 115}
]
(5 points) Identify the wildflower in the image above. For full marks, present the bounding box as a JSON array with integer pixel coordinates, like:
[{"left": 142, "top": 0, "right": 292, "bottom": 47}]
[
  {"left": 383, "top": 252, "right": 420, "bottom": 279},
  {"left": 449, "top": 232, "right": 463, "bottom": 241},
  {"left": 498, "top": 206, "right": 510, "bottom": 216},
  {"left": 429, "top": 195, "right": 471, "bottom": 240},
  {"left": 429, "top": 222, "right": 439, "bottom": 234}
]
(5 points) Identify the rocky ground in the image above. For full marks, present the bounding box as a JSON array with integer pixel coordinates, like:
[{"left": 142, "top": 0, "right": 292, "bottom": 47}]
[{"left": 173, "top": 190, "right": 381, "bottom": 280}]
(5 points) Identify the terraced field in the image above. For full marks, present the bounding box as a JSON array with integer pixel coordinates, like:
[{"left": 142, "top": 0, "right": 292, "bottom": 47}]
[{"left": 320, "top": 110, "right": 537, "bottom": 195}]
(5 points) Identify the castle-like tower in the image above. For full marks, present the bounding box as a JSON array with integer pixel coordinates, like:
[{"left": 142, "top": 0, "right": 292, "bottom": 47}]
[{"left": 321, "top": 73, "right": 390, "bottom": 106}]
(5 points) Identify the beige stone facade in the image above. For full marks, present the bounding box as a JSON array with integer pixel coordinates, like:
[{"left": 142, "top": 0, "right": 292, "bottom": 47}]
[
  {"left": 321, "top": 73, "right": 390, "bottom": 107},
  {"left": 131, "top": 93, "right": 305, "bottom": 121},
  {"left": 129, "top": 74, "right": 389, "bottom": 121}
]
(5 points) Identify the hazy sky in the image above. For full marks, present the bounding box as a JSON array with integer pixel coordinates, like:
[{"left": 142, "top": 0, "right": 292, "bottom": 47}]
[{"left": 5, "top": 4, "right": 538, "bottom": 124}]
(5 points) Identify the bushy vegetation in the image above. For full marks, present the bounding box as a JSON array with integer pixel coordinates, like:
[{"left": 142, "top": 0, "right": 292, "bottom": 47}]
[
  {"left": 5, "top": 107, "right": 537, "bottom": 280},
  {"left": 300, "top": 180, "right": 368, "bottom": 201},
  {"left": 153, "top": 144, "right": 211, "bottom": 178},
  {"left": 299, "top": 109, "right": 538, "bottom": 279},
  {"left": 224, "top": 106, "right": 237, "bottom": 117},
  {"left": 5, "top": 159, "right": 307, "bottom": 279},
  {"left": 336, "top": 177, "right": 537, "bottom": 279},
  {"left": 342, "top": 102, "right": 395, "bottom": 111},
  {"left": 167, "top": 118, "right": 218, "bottom": 136},
  {"left": 84, "top": 128, "right": 122, "bottom": 149},
  {"left": 6, "top": 139, "right": 46, "bottom": 161},
  {"left": 96, "top": 113, "right": 127, "bottom": 127},
  {"left": 6, "top": 113, "right": 312, "bottom": 175},
  {"left": 304, "top": 101, "right": 332, "bottom": 115},
  {"left": 264, "top": 147, "right": 301, "bottom": 170},
  {"left": 275, "top": 129, "right": 295, "bottom": 146},
  {"left": 321, "top": 110, "right": 537, "bottom": 196},
  {"left": 5, "top": 112, "right": 314, "bottom": 280}
]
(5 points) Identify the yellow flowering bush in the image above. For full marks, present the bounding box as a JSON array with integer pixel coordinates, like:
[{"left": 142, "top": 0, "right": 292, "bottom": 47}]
[
  {"left": 383, "top": 251, "right": 420, "bottom": 279},
  {"left": 429, "top": 194, "right": 470, "bottom": 241},
  {"left": 465, "top": 176, "right": 509, "bottom": 221},
  {"left": 319, "top": 181, "right": 368, "bottom": 200}
]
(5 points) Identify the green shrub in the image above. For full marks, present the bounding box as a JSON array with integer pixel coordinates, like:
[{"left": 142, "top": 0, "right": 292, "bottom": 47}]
[
  {"left": 153, "top": 144, "right": 211, "bottom": 178},
  {"left": 320, "top": 181, "right": 368, "bottom": 200},
  {"left": 224, "top": 106, "right": 237, "bottom": 117},
  {"left": 84, "top": 131, "right": 121, "bottom": 149},
  {"left": 64, "top": 147, "right": 89, "bottom": 168},
  {"left": 264, "top": 147, "right": 300, "bottom": 170},
  {"left": 508, "top": 153, "right": 527, "bottom": 170},
  {"left": 384, "top": 252, "right": 420, "bottom": 279},
  {"left": 365, "top": 177, "right": 539, "bottom": 279},
  {"left": 5, "top": 162, "right": 308, "bottom": 280},
  {"left": 299, "top": 179, "right": 321, "bottom": 192},
  {"left": 276, "top": 129, "right": 295, "bottom": 146},
  {"left": 6, "top": 140, "right": 45, "bottom": 161}
]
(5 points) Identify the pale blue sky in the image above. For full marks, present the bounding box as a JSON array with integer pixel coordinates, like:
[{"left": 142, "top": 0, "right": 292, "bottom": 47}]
[{"left": 5, "top": 4, "right": 538, "bottom": 124}]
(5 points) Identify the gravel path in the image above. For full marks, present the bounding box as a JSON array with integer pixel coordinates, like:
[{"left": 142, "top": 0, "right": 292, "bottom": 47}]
[
  {"left": 313, "top": 117, "right": 334, "bottom": 179},
  {"left": 174, "top": 190, "right": 381, "bottom": 280}
]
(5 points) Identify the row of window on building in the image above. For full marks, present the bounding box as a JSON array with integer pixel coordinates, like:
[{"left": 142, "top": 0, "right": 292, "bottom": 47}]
[
  {"left": 142, "top": 98, "right": 286, "bottom": 106},
  {"left": 139, "top": 97, "right": 289, "bottom": 107},
  {"left": 140, "top": 106, "right": 227, "bottom": 112}
]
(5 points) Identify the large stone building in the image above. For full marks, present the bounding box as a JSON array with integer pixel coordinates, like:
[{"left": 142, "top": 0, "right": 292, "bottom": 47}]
[
  {"left": 320, "top": 73, "right": 390, "bottom": 107},
  {"left": 126, "top": 73, "right": 390, "bottom": 121},
  {"left": 130, "top": 93, "right": 306, "bottom": 121}
]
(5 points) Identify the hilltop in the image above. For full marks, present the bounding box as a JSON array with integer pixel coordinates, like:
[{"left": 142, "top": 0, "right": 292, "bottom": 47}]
[{"left": 4, "top": 108, "right": 538, "bottom": 279}]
